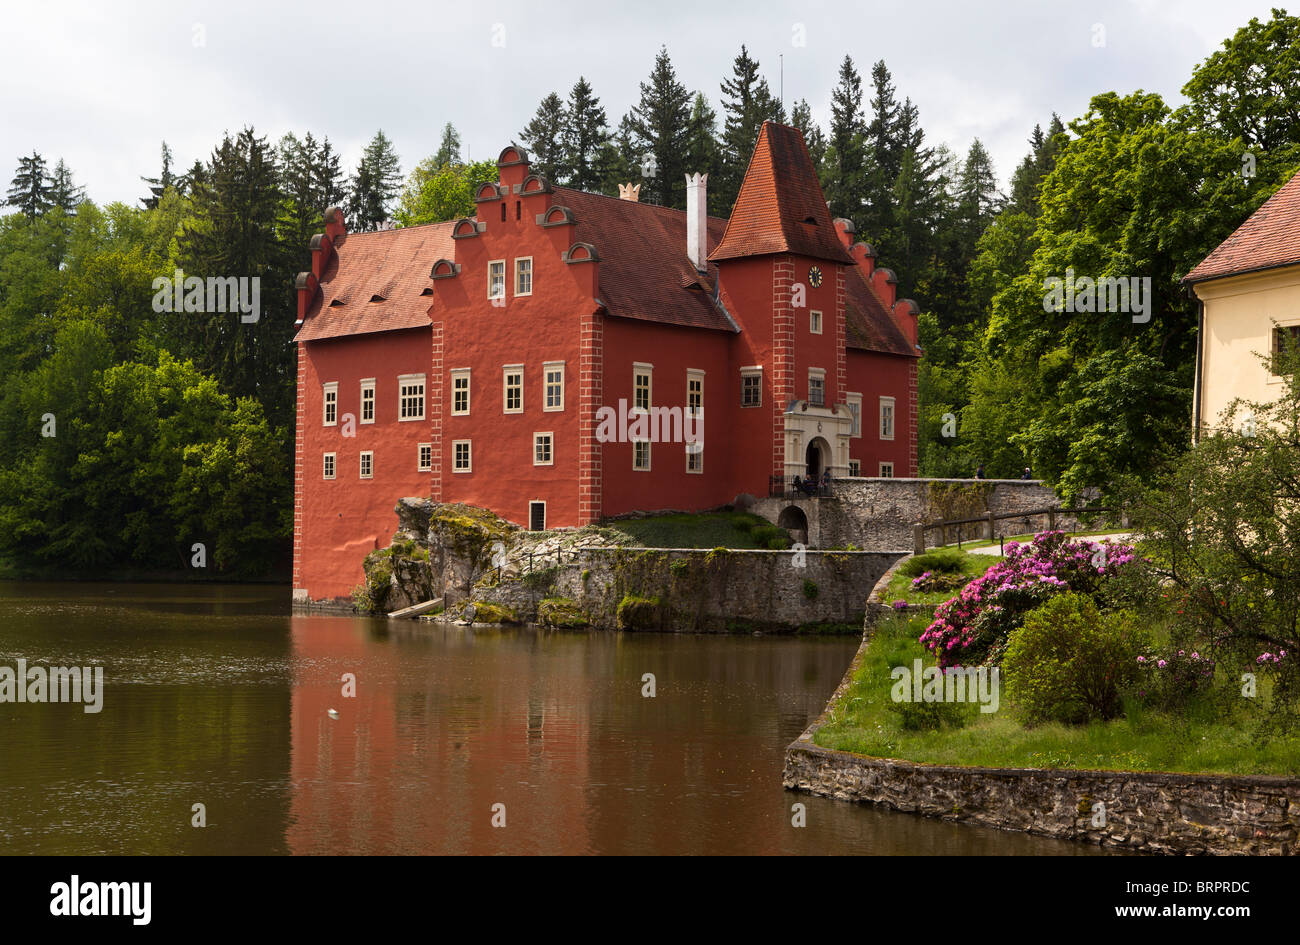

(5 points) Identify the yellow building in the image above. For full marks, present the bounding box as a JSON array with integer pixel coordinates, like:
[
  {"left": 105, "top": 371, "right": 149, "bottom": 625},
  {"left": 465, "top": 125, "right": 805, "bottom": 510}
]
[{"left": 1185, "top": 172, "right": 1300, "bottom": 441}]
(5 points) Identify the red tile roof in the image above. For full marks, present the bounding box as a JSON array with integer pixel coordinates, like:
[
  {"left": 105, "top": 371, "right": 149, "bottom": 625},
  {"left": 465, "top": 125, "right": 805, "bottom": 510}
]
[
  {"left": 709, "top": 121, "right": 854, "bottom": 266},
  {"left": 555, "top": 187, "right": 734, "bottom": 332},
  {"left": 1185, "top": 171, "right": 1300, "bottom": 283},
  {"left": 845, "top": 267, "right": 917, "bottom": 357},
  {"left": 294, "top": 221, "right": 454, "bottom": 342}
]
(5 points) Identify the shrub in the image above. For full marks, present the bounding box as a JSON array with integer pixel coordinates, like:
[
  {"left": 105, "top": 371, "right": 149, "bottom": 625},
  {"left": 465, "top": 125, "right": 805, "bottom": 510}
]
[
  {"left": 766, "top": 536, "right": 789, "bottom": 550},
  {"left": 920, "top": 531, "right": 1137, "bottom": 668},
  {"left": 1137, "top": 647, "right": 1218, "bottom": 711},
  {"left": 803, "top": 579, "right": 819, "bottom": 600},
  {"left": 900, "top": 547, "right": 967, "bottom": 578},
  {"left": 910, "top": 570, "right": 967, "bottom": 593},
  {"left": 1003, "top": 593, "right": 1148, "bottom": 724}
]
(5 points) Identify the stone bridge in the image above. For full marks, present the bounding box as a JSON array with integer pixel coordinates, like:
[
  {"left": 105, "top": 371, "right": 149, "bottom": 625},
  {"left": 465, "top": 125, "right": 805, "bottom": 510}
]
[{"left": 749, "top": 477, "right": 1092, "bottom": 552}]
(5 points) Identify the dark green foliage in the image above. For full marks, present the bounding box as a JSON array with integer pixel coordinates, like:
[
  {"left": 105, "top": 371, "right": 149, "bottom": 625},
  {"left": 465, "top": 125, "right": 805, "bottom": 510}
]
[
  {"left": 900, "top": 547, "right": 967, "bottom": 577},
  {"left": 1003, "top": 593, "right": 1148, "bottom": 724},
  {"left": 628, "top": 47, "right": 693, "bottom": 208}
]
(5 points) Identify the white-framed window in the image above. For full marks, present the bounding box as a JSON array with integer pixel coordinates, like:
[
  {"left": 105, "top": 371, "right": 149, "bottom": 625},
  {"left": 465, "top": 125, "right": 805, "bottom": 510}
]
[
  {"left": 322, "top": 382, "right": 338, "bottom": 426},
  {"left": 360, "top": 379, "right": 375, "bottom": 424},
  {"left": 515, "top": 257, "right": 533, "bottom": 296},
  {"left": 451, "top": 369, "right": 471, "bottom": 416},
  {"left": 686, "top": 443, "right": 703, "bottom": 473},
  {"left": 488, "top": 259, "right": 506, "bottom": 300},
  {"left": 848, "top": 459, "right": 861, "bottom": 476},
  {"left": 808, "top": 368, "right": 826, "bottom": 408},
  {"left": 418, "top": 443, "right": 432, "bottom": 471},
  {"left": 544, "top": 361, "right": 565, "bottom": 412},
  {"left": 741, "top": 366, "right": 762, "bottom": 407},
  {"left": 399, "top": 374, "right": 426, "bottom": 421},
  {"left": 503, "top": 365, "right": 523, "bottom": 413},
  {"left": 1272, "top": 323, "right": 1300, "bottom": 376},
  {"left": 452, "top": 440, "right": 472, "bottom": 472},
  {"left": 633, "top": 362, "right": 653, "bottom": 413},
  {"left": 810, "top": 309, "right": 823, "bottom": 334},
  {"left": 633, "top": 440, "right": 651, "bottom": 471},
  {"left": 322, "top": 452, "right": 335, "bottom": 479},
  {"left": 687, "top": 369, "right": 704, "bottom": 418},
  {"left": 880, "top": 462, "right": 895, "bottom": 478},
  {"left": 846, "top": 392, "right": 862, "bottom": 438},
  {"left": 534, "top": 432, "right": 553, "bottom": 466},
  {"left": 359, "top": 450, "right": 373, "bottom": 479},
  {"left": 880, "top": 396, "right": 896, "bottom": 440}
]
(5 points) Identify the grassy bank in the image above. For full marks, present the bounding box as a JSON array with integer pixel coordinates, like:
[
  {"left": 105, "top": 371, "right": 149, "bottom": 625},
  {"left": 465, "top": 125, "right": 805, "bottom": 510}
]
[
  {"left": 881, "top": 548, "right": 1003, "bottom": 606},
  {"left": 813, "top": 613, "right": 1300, "bottom": 776}
]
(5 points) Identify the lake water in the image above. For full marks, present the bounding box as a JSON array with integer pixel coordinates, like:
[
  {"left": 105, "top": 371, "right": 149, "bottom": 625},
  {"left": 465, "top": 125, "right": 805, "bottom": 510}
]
[{"left": 0, "top": 582, "right": 1106, "bottom": 855}]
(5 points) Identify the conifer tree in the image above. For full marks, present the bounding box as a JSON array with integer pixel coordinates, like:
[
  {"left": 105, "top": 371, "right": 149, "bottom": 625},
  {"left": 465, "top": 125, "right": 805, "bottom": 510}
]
[
  {"left": 791, "top": 99, "right": 827, "bottom": 173},
  {"left": 560, "top": 77, "right": 610, "bottom": 191},
  {"left": 348, "top": 130, "right": 402, "bottom": 231},
  {"left": 629, "top": 47, "right": 693, "bottom": 208},
  {"left": 434, "top": 123, "right": 462, "bottom": 168},
  {"left": 684, "top": 93, "right": 725, "bottom": 214},
  {"left": 824, "top": 56, "right": 867, "bottom": 219},
  {"left": 140, "top": 142, "right": 181, "bottom": 209},
  {"left": 6, "top": 152, "right": 52, "bottom": 222},
  {"left": 47, "top": 159, "right": 85, "bottom": 215},
  {"left": 519, "top": 93, "right": 567, "bottom": 181},
  {"left": 717, "top": 45, "right": 781, "bottom": 209}
]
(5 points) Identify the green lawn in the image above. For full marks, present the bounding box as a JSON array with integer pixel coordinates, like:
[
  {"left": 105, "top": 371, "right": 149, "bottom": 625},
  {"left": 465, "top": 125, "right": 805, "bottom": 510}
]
[
  {"left": 814, "top": 613, "right": 1300, "bottom": 776},
  {"left": 882, "top": 549, "right": 1003, "bottom": 606},
  {"left": 604, "top": 510, "right": 791, "bottom": 549},
  {"left": 956, "top": 528, "right": 1130, "bottom": 552}
]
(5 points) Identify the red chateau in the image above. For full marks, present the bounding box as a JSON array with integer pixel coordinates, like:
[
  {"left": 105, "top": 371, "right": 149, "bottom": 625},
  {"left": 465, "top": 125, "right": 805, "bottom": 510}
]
[{"left": 293, "top": 122, "right": 920, "bottom": 602}]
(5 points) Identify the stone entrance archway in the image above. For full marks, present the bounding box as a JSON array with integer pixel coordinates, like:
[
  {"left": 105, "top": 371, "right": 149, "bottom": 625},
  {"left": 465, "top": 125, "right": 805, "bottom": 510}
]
[
  {"left": 805, "top": 436, "right": 832, "bottom": 480},
  {"left": 777, "top": 505, "right": 809, "bottom": 544}
]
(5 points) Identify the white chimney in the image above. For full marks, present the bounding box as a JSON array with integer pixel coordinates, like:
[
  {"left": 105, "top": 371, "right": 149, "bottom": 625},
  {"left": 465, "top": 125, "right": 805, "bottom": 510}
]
[{"left": 685, "top": 172, "right": 708, "bottom": 272}]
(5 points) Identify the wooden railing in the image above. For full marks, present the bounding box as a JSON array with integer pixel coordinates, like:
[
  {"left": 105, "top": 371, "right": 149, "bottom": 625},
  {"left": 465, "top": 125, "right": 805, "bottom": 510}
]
[{"left": 914, "top": 506, "right": 1119, "bottom": 554}]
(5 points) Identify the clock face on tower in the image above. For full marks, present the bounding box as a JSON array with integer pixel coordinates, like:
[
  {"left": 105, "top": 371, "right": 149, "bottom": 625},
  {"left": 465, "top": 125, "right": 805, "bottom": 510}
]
[{"left": 808, "top": 266, "right": 823, "bottom": 288}]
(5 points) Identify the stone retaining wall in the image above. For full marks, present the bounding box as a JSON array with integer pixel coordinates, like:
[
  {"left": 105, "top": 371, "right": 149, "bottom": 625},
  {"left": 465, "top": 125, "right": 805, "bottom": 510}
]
[
  {"left": 472, "top": 547, "right": 905, "bottom": 633},
  {"left": 783, "top": 739, "right": 1300, "bottom": 854}
]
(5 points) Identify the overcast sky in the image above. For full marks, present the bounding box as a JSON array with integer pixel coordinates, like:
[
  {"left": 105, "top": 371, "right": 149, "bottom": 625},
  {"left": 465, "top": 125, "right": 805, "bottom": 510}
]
[{"left": 0, "top": 0, "right": 1282, "bottom": 209}]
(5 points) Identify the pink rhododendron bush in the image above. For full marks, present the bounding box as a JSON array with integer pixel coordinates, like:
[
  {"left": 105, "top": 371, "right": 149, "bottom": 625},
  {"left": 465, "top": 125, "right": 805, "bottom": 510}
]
[{"left": 920, "top": 531, "right": 1137, "bottom": 668}]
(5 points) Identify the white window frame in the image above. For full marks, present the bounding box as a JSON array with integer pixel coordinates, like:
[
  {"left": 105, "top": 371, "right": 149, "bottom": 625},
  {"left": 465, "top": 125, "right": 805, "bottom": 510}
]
[
  {"left": 740, "top": 366, "right": 762, "bottom": 408},
  {"left": 810, "top": 309, "right": 823, "bottom": 334},
  {"left": 360, "top": 378, "right": 375, "bottom": 424},
  {"left": 488, "top": 259, "right": 506, "bottom": 300},
  {"left": 322, "top": 382, "right": 338, "bottom": 426},
  {"left": 543, "top": 361, "right": 565, "bottom": 412},
  {"left": 533, "top": 432, "right": 554, "bottom": 466},
  {"left": 880, "top": 396, "right": 896, "bottom": 441},
  {"left": 633, "top": 439, "right": 652, "bottom": 471},
  {"left": 633, "top": 362, "right": 653, "bottom": 414},
  {"left": 686, "top": 369, "right": 704, "bottom": 419},
  {"left": 322, "top": 452, "right": 336, "bottom": 480},
  {"left": 503, "top": 365, "right": 524, "bottom": 414},
  {"left": 808, "top": 368, "right": 826, "bottom": 408},
  {"left": 846, "top": 392, "right": 862, "bottom": 438},
  {"left": 359, "top": 450, "right": 373, "bottom": 479},
  {"left": 418, "top": 443, "right": 432, "bottom": 472},
  {"left": 848, "top": 459, "right": 861, "bottom": 476},
  {"left": 398, "top": 373, "right": 426, "bottom": 422},
  {"left": 880, "top": 461, "right": 895, "bottom": 478},
  {"left": 451, "top": 368, "right": 471, "bottom": 416},
  {"left": 452, "top": 439, "right": 472, "bottom": 473},
  {"left": 515, "top": 257, "right": 533, "bottom": 297},
  {"left": 686, "top": 442, "right": 703, "bottom": 474}
]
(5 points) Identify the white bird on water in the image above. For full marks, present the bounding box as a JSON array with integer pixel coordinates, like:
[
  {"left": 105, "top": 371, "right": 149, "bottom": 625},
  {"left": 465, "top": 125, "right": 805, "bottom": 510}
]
[{"left": 327, "top": 708, "right": 339, "bottom": 720}]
